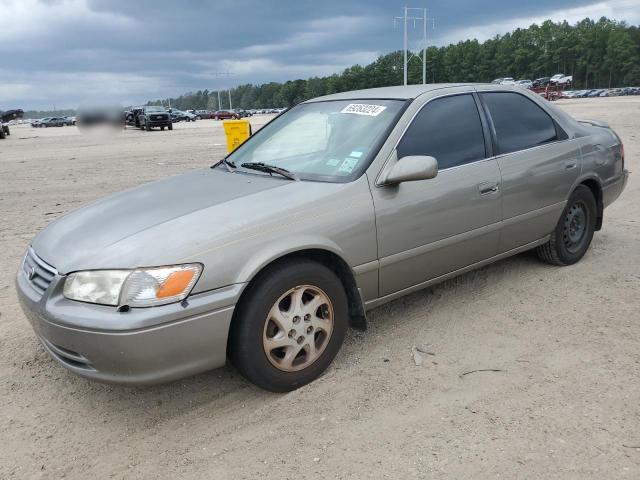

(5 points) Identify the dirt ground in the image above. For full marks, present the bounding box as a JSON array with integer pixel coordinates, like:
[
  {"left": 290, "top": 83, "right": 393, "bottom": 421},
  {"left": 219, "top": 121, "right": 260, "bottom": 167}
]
[{"left": 1, "top": 98, "right": 639, "bottom": 479}]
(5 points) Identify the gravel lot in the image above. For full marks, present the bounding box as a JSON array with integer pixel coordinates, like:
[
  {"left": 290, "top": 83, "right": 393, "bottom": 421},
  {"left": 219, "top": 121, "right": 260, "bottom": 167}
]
[{"left": 1, "top": 98, "right": 639, "bottom": 479}]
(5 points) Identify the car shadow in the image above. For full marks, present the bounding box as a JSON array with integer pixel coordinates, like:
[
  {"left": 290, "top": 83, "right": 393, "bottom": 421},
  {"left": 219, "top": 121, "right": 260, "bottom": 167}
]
[{"left": 61, "top": 249, "right": 546, "bottom": 425}]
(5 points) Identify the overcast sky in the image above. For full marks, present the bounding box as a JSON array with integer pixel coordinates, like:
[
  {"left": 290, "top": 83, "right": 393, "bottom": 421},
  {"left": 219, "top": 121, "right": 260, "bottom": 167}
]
[{"left": 1, "top": 0, "right": 639, "bottom": 110}]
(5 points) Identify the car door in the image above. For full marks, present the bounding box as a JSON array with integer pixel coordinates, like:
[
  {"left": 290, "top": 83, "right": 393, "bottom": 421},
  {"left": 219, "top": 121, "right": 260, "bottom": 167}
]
[
  {"left": 371, "top": 92, "right": 502, "bottom": 297},
  {"left": 477, "top": 89, "right": 581, "bottom": 252}
]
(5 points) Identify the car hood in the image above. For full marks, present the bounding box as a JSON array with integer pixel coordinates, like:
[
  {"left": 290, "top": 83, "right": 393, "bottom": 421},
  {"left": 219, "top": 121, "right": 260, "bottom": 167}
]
[{"left": 32, "top": 168, "right": 294, "bottom": 273}]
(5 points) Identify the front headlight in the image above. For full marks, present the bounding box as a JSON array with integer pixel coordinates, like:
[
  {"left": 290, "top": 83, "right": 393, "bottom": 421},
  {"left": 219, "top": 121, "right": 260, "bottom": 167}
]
[{"left": 63, "top": 264, "right": 202, "bottom": 307}]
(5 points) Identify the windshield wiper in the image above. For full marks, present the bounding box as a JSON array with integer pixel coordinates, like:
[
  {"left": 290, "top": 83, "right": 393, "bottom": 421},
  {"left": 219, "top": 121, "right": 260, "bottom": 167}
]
[
  {"left": 240, "top": 162, "right": 299, "bottom": 181},
  {"left": 211, "top": 158, "right": 236, "bottom": 172}
]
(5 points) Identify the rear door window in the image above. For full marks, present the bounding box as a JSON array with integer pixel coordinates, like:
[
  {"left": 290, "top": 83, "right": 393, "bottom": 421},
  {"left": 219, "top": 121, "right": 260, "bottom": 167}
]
[
  {"left": 481, "top": 92, "right": 558, "bottom": 154},
  {"left": 396, "top": 94, "right": 486, "bottom": 170}
]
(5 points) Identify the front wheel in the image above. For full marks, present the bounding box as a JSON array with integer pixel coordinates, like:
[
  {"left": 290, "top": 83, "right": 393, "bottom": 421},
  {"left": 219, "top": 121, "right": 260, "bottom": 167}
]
[
  {"left": 228, "top": 259, "right": 348, "bottom": 392},
  {"left": 537, "top": 185, "right": 597, "bottom": 266},
  {"left": 168, "top": 123, "right": 173, "bottom": 130}
]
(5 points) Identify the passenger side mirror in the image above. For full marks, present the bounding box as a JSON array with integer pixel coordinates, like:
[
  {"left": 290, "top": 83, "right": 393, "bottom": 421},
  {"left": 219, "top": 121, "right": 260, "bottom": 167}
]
[{"left": 382, "top": 155, "right": 438, "bottom": 185}]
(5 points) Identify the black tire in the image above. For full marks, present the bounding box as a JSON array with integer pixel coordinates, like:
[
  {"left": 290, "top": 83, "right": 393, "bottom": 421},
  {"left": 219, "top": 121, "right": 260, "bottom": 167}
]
[
  {"left": 0, "top": 129, "right": 5, "bottom": 140},
  {"left": 228, "top": 259, "right": 348, "bottom": 392},
  {"left": 168, "top": 123, "right": 173, "bottom": 131},
  {"left": 145, "top": 122, "right": 151, "bottom": 131},
  {"left": 160, "top": 126, "right": 164, "bottom": 131},
  {"left": 5, "top": 126, "right": 10, "bottom": 136},
  {"left": 537, "top": 185, "right": 597, "bottom": 266}
]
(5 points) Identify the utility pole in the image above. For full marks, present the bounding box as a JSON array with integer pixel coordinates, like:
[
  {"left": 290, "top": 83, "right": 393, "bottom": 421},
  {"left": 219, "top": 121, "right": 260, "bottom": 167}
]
[
  {"left": 228, "top": 90, "right": 232, "bottom": 110},
  {"left": 394, "top": 7, "right": 434, "bottom": 85},
  {"left": 217, "top": 91, "right": 222, "bottom": 110},
  {"left": 422, "top": 8, "right": 426, "bottom": 85},
  {"left": 403, "top": 7, "right": 408, "bottom": 86}
]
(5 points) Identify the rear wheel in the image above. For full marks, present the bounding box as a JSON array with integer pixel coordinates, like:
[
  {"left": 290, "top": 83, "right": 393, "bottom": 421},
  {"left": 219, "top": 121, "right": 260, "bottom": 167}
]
[
  {"left": 0, "top": 129, "right": 5, "bottom": 139},
  {"left": 537, "top": 185, "right": 597, "bottom": 265},
  {"left": 168, "top": 123, "right": 173, "bottom": 131},
  {"left": 145, "top": 122, "right": 151, "bottom": 131},
  {"left": 228, "top": 259, "right": 348, "bottom": 392}
]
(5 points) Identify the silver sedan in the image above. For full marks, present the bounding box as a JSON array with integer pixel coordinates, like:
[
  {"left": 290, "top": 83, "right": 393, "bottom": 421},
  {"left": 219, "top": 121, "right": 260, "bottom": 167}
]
[{"left": 17, "top": 84, "right": 628, "bottom": 391}]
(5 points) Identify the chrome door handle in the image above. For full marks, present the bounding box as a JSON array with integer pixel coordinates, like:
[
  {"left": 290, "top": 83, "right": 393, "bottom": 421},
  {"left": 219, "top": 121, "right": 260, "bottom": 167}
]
[{"left": 478, "top": 182, "right": 499, "bottom": 195}]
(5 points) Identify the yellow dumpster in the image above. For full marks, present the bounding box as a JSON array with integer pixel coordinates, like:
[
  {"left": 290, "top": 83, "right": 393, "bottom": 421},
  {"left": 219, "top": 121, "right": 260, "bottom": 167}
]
[{"left": 222, "top": 119, "right": 252, "bottom": 153}]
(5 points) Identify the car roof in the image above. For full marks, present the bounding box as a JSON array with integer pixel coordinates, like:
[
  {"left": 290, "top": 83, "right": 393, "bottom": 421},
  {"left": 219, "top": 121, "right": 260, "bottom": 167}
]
[{"left": 304, "top": 83, "right": 480, "bottom": 102}]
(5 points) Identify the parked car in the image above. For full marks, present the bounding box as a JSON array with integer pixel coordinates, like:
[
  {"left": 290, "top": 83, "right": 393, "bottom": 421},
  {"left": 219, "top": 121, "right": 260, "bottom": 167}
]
[
  {"left": 188, "top": 109, "right": 215, "bottom": 119},
  {"left": 500, "top": 77, "right": 516, "bottom": 85},
  {"left": 126, "top": 106, "right": 172, "bottom": 131},
  {"left": 587, "top": 89, "right": 604, "bottom": 97},
  {"left": 16, "top": 84, "right": 628, "bottom": 392},
  {"left": 557, "top": 75, "right": 573, "bottom": 85},
  {"left": 32, "top": 117, "right": 67, "bottom": 128},
  {"left": 213, "top": 110, "right": 240, "bottom": 120},
  {"left": 170, "top": 110, "right": 197, "bottom": 122},
  {"left": 515, "top": 79, "right": 533, "bottom": 89},
  {"left": 64, "top": 116, "right": 76, "bottom": 126},
  {"left": 576, "top": 90, "right": 594, "bottom": 98},
  {"left": 532, "top": 77, "right": 551, "bottom": 87},
  {"left": 0, "top": 109, "right": 23, "bottom": 139}
]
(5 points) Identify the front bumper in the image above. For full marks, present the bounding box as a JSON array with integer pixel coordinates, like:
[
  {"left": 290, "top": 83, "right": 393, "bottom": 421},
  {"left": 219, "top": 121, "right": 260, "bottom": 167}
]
[
  {"left": 147, "top": 117, "right": 171, "bottom": 127},
  {"left": 16, "top": 258, "right": 242, "bottom": 385}
]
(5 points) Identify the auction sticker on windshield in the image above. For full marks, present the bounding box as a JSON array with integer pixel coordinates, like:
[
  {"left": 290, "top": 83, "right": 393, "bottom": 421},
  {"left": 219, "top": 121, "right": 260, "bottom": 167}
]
[
  {"left": 340, "top": 104, "right": 387, "bottom": 116},
  {"left": 338, "top": 157, "right": 359, "bottom": 173}
]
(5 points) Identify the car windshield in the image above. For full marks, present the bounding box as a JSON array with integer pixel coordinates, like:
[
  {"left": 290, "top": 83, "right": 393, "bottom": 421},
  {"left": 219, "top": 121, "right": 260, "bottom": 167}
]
[
  {"left": 225, "top": 99, "right": 405, "bottom": 182},
  {"left": 146, "top": 106, "right": 165, "bottom": 113}
]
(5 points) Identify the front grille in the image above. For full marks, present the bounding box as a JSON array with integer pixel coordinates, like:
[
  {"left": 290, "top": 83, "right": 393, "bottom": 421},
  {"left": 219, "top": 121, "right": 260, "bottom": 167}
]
[
  {"left": 22, "top": 247, "right": 57, "bottom": 297},
  {"left": 151, "top": 115, "right": 167, "bottom": 120}
]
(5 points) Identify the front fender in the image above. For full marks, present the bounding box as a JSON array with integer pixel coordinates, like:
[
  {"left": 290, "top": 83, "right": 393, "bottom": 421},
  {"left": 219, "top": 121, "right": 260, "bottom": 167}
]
[{"left": 236, "top": 235, "right": 348, "bottom": 285}]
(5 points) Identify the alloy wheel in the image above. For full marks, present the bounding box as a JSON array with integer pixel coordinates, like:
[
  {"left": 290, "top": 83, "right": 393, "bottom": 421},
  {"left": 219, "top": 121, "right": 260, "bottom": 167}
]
[{"left": 262, "top": 285, "right": 334, "bottom": 372}]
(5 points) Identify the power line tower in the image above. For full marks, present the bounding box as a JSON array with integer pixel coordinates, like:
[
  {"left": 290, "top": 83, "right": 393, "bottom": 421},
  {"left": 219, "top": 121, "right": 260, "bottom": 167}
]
[
  {"left": 211, "top": 71, "right": 234, "bottom": 110},
  {"left": 394, "top": 7, "right": 435, "bottom": 85}
]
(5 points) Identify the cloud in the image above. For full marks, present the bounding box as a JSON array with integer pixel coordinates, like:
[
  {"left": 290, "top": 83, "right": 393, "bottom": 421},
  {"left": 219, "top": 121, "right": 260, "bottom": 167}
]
[
  {"left": 0, "top": 0, "right": 136, "bottom": 44},
  {"left": 1, "top": 0, "right": 638, "bottom": 110},
  {"left": 437, "top": 0, "right": 640, "bottom": 45}
]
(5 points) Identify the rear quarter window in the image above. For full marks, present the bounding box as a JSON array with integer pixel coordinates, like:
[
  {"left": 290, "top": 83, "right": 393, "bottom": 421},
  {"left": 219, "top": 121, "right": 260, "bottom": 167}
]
[{"left": 481, "top": 92, "right": 559, "bottom": 155}]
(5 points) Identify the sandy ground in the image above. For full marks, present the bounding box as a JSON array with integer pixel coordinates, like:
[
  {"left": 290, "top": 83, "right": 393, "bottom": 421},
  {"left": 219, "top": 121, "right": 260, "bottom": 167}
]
[{"left": 0, "top": 98, "right": 639, "bottom": 479}]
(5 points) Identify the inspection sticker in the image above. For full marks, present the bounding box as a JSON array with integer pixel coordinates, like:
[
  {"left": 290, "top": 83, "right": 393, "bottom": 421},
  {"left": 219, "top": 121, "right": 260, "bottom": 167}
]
[
  {"left": 340, "top": 103, "right": 387, "bottom": 116},
  {"left": 326, "top": 158, "right": 341, "bottom": 167},
  {"left": 338, "top": 157, "right": 359, "bottom": 173},
  {"left": 349, "top": 150, "right": 363, "bottom": 158}
]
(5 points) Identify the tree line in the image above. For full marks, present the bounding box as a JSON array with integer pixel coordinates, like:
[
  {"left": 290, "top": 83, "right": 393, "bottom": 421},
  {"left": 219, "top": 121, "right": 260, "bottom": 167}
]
[{"left": 146, "top": 17, "right": 639, "bottom": 112}]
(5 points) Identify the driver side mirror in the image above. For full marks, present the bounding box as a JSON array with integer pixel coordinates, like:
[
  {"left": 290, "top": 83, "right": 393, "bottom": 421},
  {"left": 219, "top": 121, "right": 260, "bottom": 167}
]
[{"left": 381, "top": 154, "right": 438, "bottom": 185}]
